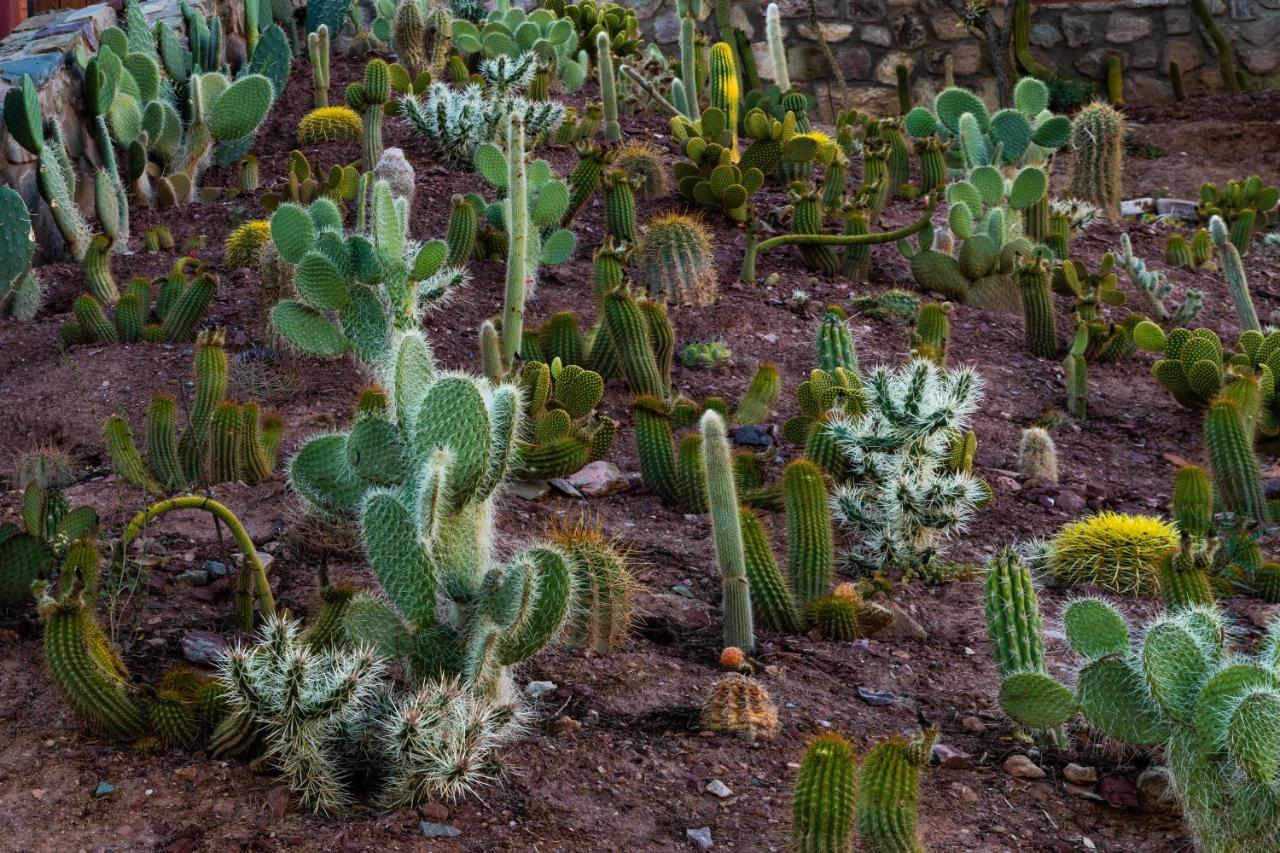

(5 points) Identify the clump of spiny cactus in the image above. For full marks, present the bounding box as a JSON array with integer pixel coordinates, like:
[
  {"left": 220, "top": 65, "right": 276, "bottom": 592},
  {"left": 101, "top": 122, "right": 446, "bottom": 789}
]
[
  {"left": 700, "top": 673, "right": 780, "bottom": 740},
  {"left": 1069, "top": 102, "right": 1125, "bottom": 223},
  {"left": 1161, "top": 465, "right": 1216, "bottom": 610},
  {"left": 511, "top": 359, "right": 617, "bottom": 479},
  {"left": 810, "top": 582, "right": 891, "bottom": 642},
  {"left": 1016, "top": 427, "right": 1058, "bottom": 484},
  {"left": 389, "top": 0, "right": 452, "bottom": 81},
  {"left": 781, "top": 366, "right": 866, "bottom": 478},
  {"left": 224, "top": 220, "right": 272, "bottom": 270},
  {"left": 999, "top": 597, "right": 1280, "bottom": 852},
  {"left": 297, "top": 106, "right": 363, "bottom": 145},
  {"left": 828, "top": 359, "right": 990, "bottom": 574},
  {"left": 792, "top": 733, "right": 857, "bottom": 853},
  {"left": 61, "top": 258, "right": 217, "bottom": 346},
  {"left": 0, "top": 478, "right": 97, "bottom": 607},
  {"left": 1198, "top": 176, "right": 1278, "bottom": 256},
  {"left": 680, "top": 340, "right": 733, "bottom": 370},
  {"left": 613, "top": 140, "right": 671, "bottom": 201},
  {"left": 261, "top": 150, "right": 361, "bottom": 212},
  {"left": 858, "top": 727, "right": 936, "bottom": 852},
  {"left": 1045, "top": 512, "right": 1178, "bottom": 595},
  {"left": 551, "top": 517, "right": 637, "bottom": 654},
  {"left": 103, "top": 329, "right": 284, "bottom": 492},
  {"left": 634, "top": 213, "right": 717, "bottom": 307}
]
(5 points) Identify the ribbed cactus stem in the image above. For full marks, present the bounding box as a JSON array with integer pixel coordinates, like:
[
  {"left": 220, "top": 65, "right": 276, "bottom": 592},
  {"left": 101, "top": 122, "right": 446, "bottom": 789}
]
[
  {"left": 603, "top": 171, "right": 637, "bottom": 243},
  {"left": 1169, "top": 61, "right": 1186, "bottom": 101},
  {"left": 1210, "top": 214, "right": 1259, "bottom": 333},
  {"left": 709, "top": 41, "right": 739, "bottom": 160},
  {"left": 1068, "top": 102, "right": 1125, "bottom": 223},
  {"left": 308, "top": 25, "right": 330, "bottom": 108},
  {"left": 1172, "top": 464, "right": 1214, "bottom": 540},
  {"left": 701, "top": 410, "right": 754, "bottom": 653},
  {"left": 1018, "top": 258, "right": 1057, "bottom": 358},
  {"left": 1191, "top": 0, "right": 1239, "bottom": 93},
  {"left": 857, "top": 733, "right": 932, "bottom": 853},
  {"left": 83, "top": 236, "right": 119, "bottom": 306},
  {"left": 791, "top": 733, "right": 857, "bottom": 853},
  {"left": 1106, "top": 55, "right": 1124, "bottom": 105},
  {"left": 765, "top": 3, "right": 790, "bottom": 93},
  {"left": 597, "top": 31, "right": 621, "bottom": 144},
  {"left": 501, "top": 115, "right": 529, "bottom": 373},
  {"left": 984, "top": 548, "right": 1046, "bottom": 678},
  {"left": 785, "top": 460, "right": 833, "bottom": 614},
  {"left": 679, "top": 15, "right": 700, "bottom": 120},
  {"left": 1205, "top": 397, "right": 1269, "bottom": 527}
]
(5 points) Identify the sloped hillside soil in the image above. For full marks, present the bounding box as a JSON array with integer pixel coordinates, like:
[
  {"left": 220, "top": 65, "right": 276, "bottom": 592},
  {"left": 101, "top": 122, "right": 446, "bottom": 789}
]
[{"left": 1, "top": 55, "right": 1279, "bottom": 851}]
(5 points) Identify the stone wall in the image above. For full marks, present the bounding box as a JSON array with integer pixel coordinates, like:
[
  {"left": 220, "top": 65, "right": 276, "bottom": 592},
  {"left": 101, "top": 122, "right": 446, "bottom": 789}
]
[{"left": 635, "top": 0, "right": 1279, "bottom": 119}]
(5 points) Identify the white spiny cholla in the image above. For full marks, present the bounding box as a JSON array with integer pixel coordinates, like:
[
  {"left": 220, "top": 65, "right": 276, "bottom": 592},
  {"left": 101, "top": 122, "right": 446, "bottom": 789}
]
[
  {"left": 218, "top": 616, "right": 525, "bottom": 814},
  {"left": 219, "top": 616, "right": 386, "bottom": 815},
  {"left": 1049, "top": 197, "right": 1103, "bottom": 231},
  {"left": 400, "top": 52, "right": 565, "bottom": 169},
  {"left": 827, "top": 358, "right": 988, "bottom": 573}
]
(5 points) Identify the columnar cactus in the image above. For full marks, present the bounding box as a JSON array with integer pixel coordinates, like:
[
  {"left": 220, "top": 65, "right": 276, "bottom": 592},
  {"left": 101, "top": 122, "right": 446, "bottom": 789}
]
[
  {"left": 765, "top": 3, "right": 790, "bottom": 94},
  {"left": 1210, "top": 214, "right": 1260, "bottom": 333},
  {"left": 1205, "top": 393, "right": 1270, "bottom": 527},
  {"left": 597, "top": 31, "right": 622, "bottom": 143},
  {"left": 909, "top": 302, "right": 950, "bottom": 365},
  {"left": 1069, "top": 103, "right": 1125, "bottom": 223},
  {"left": 62, "top": 258, "right": 217, "bottom": 346},
  {"left": 858, "top": 729, "right": 936, "bottom": 853},
  {"left": 613, "top": 140, "right": 671, "bottom": 201},
  {"left": 308, "top": 24, "right": 331, "bottom": 107},
  {"left": 709, "top": 41, "right": 739, "bottom": 160},
  {"left": 701, "top": 410, "right": 755, "bottom": 652},
  {"left": 1016, "top": 427, "right": 1058, "bottom": 483},
  {"left": 1017, "top": 256, "right": 1057, "bottom": 358},
  {"left": 603, "top": 170, "right": 638, "bottom": 243},
  {"left": 347, "top": 59, "right": 389, "bottom": 171},
  {"left": 1161, "top": 468, "right": 1216, "bottom": 610},
  {"left": 552, "top": 518, "right": 637, "bottom": 653},
  {"left": 817, "top": 308, "right": 859, "bottom": 373},
  {"left": 791, "top": 733, "right": 857, "bottom": 853}
]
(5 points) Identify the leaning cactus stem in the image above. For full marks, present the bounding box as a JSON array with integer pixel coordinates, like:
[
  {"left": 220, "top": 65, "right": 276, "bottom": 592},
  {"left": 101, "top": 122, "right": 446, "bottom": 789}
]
[{"left": 701, "top": 409, "right": 755, "bottom": 653}]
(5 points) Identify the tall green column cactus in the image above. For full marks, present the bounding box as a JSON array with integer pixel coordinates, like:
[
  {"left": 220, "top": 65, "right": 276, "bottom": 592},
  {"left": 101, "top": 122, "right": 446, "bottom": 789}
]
[
  {"left": 597, "top": 31, "right": 622, "bottom": 144},
  {"left": 1017, "top": 256, "right": 1057, "bottom": 358},
  {"left": 1068, "top": 103, "right": 1125, "bottom": 224},
  {"left": 677, "top": 0, "right": 701, "bottom": 120},
  {"left": 1191, "top": 0, "right": 1239, "bottom": 93},
  {"left": 348, "top": 59, "right": 389, "bottom": 171},
  {"left": 910, "top": 302, "right": 950, "bottom": 365},
  {"left": 709, "top": 41, "right": 738, "bottom": 161},
  {"left": 857, "top": 729, "right": 935, "bottom": 853},
  {"left": 1210, "top": 214, "right": 1260, "bottom": 333},
  {"left": 701, "top": 409, "right": 754, "bottom": 652},
  {"left": 1106, "top": 55, "right": 1124, "bottom": 105},
  {"left": 603, "top": 170, "right": 637, "bottom": 243},
  {"left": 791, "top": 182, "right": 839, "bottom": 275},
  {"left": 1205, "top": 396, "right": 1270, "bottom": 527},
  {"left": 308, "top": 24, "right": 330, "bottom": 107},
  {"left": 792, "top": 733, "right": 857, "bottom": 853},
  {"left": 817, "top": 308, "right": 859, "bottom": 373},
  {"left": 765, "top": 2, "right": 790, "bottom": 94},
  {"left": 501, "top": 115, "right": 529, "bottom": 375}
]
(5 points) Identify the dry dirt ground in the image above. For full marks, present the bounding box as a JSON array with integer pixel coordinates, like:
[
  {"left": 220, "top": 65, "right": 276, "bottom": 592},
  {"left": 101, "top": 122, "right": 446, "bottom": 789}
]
[{"left": 1, "top": 53, "right": 1279, "bottom": 852}]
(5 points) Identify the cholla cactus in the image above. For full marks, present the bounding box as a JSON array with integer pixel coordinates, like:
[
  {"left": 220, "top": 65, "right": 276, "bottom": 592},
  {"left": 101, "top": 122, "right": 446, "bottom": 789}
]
[
  {"left": 1119, "top": 233, "right": 1203, "bottom": 326},
  {"left": 1000, "top": 599, "right": 1280, "bottom": 853},
  {"left": 219, "top": 615, "right": 386, "bottom": 814},
  {"left": 828, "top": 359, "right": 989, "bottom": 573},
  {"left": 400, "top": 52, "right": 565, "bottom": 169}
]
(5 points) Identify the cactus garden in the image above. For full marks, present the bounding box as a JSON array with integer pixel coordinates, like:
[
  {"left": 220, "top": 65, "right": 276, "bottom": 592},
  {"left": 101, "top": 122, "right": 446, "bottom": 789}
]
[{"left": 2, "top": 0, "right": 1280, "bottom": 848}]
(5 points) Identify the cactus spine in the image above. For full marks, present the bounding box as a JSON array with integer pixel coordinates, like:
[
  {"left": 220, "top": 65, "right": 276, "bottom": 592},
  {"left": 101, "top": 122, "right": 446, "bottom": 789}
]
[
  {"left": 792, "top": 733, "right": 857, "bottom": 853},
  {"left": 1069, "top": 103, "right": 1125, "bottom": 223},
  {"left": 597, "top": 31, "right": 622, "bottom": 144},
  {"left": 308, "top": 24, "right": 330, "bottom": 108},
  {"left": 701, "top": 410, "right": 755, "bottom": 653}
]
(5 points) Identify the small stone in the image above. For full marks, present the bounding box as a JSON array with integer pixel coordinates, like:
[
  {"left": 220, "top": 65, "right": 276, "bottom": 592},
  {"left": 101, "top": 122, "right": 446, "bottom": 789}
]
[
  {"left": 877, "top": 603, "right": 928, "bottom": 641},
  {"left": 1063, "top": 763, "right": 1098, "bottom": 785},
  {"left": 931, "top": 743, "right": 972, "bottom": 769},
  {"left": 267, "top": 786, "right": 289, "bottom": 818},
  {"left": 180, "top": 630, "right": 228, "bottom": 666},
  {"left": 203, "top": 559, "right": 228, "bottom": 578},
  {"left": 567, "top": 461, "right": 629, "bottom": 497},
  {"left": 1003, "top": 754, "right": 1046, "bottom": 779},
  {"left": 1121, "top": 198, "right": 1155, "bottom": 216},
  {"left": 548, "top": 478, "right": 585, "bottom": 498},
  {"left": 419, "top": 822, "right": 462, "bottom": 838},
  {"left": 93, "top": 782, "right": 115, "bottom": 798},
  {"left": 552, "top": 716, "right": 582, "bottom": 735},
  {"left": 1082, "top": 836, "right": 1096, "bottom": 850},
  {"left": 175, "top": 568, "right": 210, "bottom": 586},
  {"left": 1100, "top": 774, "right": 1140, "bottom": 809},
  {"left": 672, "top": 584, "right": 695, "bottom": 598},
  {"left": 508, "top": 479, "right": 550, "bottom": 500},
  {"left": 995, "top": 475, "right": 1021, "bottom": 493},
  {"left": 420, "top": 802, "right": 449, "bottom": 822},
  {"left": 686, "top": 827, "right": 714, "bottom": 850},
  {"left": 961, "top": 716, "right": 987, "bottom": 734},
  {"left": 1056, "top": 490, "right": 1087, "bottom": 513},
  {"left": 731, "top": 426, "right": 772, "bottom": 447},
  {"left": 949, "top": 782, "right": 978, "bottom": 803},
  {"left": 1066, "top": 783, "right": 1105, "bottom": 802},
  {"left": 705, "top": 779, "right": 733, "bottom": 798},
  {"left": 526, "top": 680, "right": 558, "bottom": 701},
  {"left": 1136, "top": 766, "right": 1181, "bottom": 814}
]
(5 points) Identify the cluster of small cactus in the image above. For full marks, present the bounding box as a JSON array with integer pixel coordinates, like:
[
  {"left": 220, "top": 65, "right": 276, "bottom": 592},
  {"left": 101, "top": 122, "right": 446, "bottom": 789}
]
[
  {"left": 511, "top": 359, "right": 617, "bottom": 479},
  {"left": 261, "top": 150, "right": 361, "bottom": 212},
  {"left": 792, "top": 728, "right": 935, "bottom": 853},
  {"left": 104, "top": 329, "right": 284, "bottom": 492},
  {"left": 0, "top": 477, "right": 96, "bottom": 607},
  {"left": 1197, "top": 176, "right": 1278, "bottom": 255},
  {"left": 680, "top": 340, "right": 733, "bottom": 369},
  {"left": 1164, "top": 228, "right": 1216, "bottom": 272},
  {"left": 62, "top": 257, "right": 216, "bottom": 345}
]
